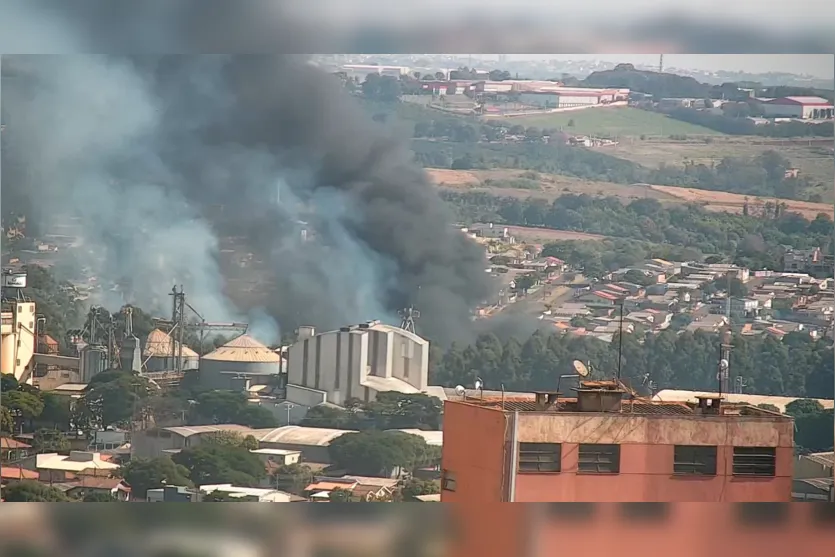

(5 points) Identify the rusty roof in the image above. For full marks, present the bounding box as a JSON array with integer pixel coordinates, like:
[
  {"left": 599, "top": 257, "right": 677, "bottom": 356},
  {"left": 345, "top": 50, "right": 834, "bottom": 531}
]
[{"left": 457, "top": 395, "right": 695, "bottom": 416}]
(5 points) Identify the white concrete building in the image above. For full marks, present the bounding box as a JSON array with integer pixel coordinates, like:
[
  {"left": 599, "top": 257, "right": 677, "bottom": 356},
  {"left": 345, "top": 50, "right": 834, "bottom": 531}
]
[{"left": 285, "top": 321, "right": 431, "bottom": 411}]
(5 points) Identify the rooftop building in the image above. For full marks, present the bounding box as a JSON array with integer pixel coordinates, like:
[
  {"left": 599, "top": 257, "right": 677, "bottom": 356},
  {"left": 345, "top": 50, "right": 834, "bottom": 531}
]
[{"left": 441, "top": 382, "right": 793, "bottom": 502}]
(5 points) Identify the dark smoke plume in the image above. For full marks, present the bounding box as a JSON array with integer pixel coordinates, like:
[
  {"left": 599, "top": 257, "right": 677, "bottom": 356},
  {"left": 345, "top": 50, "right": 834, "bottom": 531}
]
[{"left": 1, "top": 6, "right": 496, "bottom": 344}]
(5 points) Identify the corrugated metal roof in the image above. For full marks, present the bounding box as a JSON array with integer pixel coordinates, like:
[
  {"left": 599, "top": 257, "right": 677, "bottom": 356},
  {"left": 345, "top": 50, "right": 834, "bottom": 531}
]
[
  {"left": 143, "top": 329, "right": 199, "bottom": 358},
  {"left": 805, "top": 452, "right": 834, "bottom": 467},
  {"left": 202, "top": 334, "right": 280, "bottom": 363},
  {"left": 251, "top": 426, "right": 355, "bottom": 446},
  {"left": 654, "top": 389, "right": 834, "bottom": 413}
]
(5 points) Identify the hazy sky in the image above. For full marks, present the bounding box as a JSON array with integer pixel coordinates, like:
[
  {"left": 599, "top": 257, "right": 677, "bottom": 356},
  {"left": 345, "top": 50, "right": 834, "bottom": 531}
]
[{"left": 503, "top": 55, "right": 834, "bottom": 79}]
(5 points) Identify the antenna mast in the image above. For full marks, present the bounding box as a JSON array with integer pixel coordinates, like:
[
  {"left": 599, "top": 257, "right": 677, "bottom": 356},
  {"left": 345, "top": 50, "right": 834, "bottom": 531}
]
[
  {"left": 399, "top": 304, "right": 420, "bottom": 334},
  {"left": 170, "top": 285, "right": 186, "bottom": 376}
]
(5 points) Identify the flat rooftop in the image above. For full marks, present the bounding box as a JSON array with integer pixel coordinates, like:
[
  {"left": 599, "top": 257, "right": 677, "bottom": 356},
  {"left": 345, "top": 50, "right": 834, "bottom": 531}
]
[{"left": 452, "top": 395, "right": 786, "bottom": 418}]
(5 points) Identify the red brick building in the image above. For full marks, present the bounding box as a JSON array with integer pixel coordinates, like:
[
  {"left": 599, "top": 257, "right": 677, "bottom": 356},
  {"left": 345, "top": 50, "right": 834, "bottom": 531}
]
[{"left": 441, "top": 382, "right": 793, "bottom": 502}]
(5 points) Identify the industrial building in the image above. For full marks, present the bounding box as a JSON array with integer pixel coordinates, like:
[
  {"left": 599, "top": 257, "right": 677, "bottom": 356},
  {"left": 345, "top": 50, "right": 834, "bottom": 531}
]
[
  {"left": 1, "top": 296, "right": 37, "bottom": 383},
  {"left": 143, "top": 328, "right": 199, "bottom": 373},
  {"left": 284, "top": 321, "right": 433, "bottom": 416},
  {"left": 441, "top": 383, "right": 794, "bottom": 502},
  {"left": 198, "top": 334, "right": 281, "bottom": 390},
  {"left": 759, "top": 96, "right": 834, "bottom": 119}
]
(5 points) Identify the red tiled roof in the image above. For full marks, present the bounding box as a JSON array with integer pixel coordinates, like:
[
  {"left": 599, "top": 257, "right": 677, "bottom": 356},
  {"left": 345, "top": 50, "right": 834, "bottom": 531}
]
[
  {"left": 0, "top": 437, "right": 32, "bottom": 449},
  {"left": 0, "top": 467, "right": 39, "bottom": 480}
]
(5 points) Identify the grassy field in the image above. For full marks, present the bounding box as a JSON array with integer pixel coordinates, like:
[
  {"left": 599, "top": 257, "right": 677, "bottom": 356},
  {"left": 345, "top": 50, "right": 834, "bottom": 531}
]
[
  {"left": 496, "top": 107, "right": 723, "bottom": 138},
  {"left": 609, "top": 137, "right": 835, "bottom": 201},
  {"left": 427, "top": 168, "right": 834, "bottom": 220}
]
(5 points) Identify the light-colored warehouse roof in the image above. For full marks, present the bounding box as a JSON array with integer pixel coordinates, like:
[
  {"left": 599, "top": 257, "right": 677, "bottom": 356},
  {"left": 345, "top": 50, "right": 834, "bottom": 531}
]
[
  {"left": 389, "top": 429, "right": 443, "bottom": 446},
  {"left": 143, "top": 328, "right": 199, "bottom": 359},
  {"left": 653, "top": 389, "right": 834, "bottom": 414},
  {"left": 202, "top": 334, "right": 281, "bottom": 363},
  {"left": 250, "top": 426, "right": 356, "bottom": 446},
  {"left": 161, "top": 424, "right": 255, "bottom": 439}
]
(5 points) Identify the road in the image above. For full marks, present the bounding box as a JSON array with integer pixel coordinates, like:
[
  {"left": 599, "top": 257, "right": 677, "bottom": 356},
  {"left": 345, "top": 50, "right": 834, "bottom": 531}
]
[{"left": 500, "top": 273, "right": 586, "bottom": 317}]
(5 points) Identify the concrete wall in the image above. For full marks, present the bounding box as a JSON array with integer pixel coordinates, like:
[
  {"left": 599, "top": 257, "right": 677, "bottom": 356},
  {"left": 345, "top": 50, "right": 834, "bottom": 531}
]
[
  {"left": 1, "top": 301, "right": 37, "bottom": 382},
  {"left": 511, "top": 412, "right": 793, "bottom": 502},
  {"left": 440, "top": 402, "right": 508, "bottom": 502},
  {"left": 442, "top": 404, "right": 794, "bottom": 503},
  {"left": 287, "top": 326, "right": 429, "bottom": 406}
]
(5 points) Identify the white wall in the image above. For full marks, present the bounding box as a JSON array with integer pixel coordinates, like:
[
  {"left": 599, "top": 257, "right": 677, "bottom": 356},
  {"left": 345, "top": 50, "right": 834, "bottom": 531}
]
[{"left": 761, "top": 103, "right": 803, "bottom": 118}]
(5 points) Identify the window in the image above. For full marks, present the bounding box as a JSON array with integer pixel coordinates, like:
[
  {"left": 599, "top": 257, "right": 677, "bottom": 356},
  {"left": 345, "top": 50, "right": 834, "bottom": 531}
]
[
  {"left": 518, "top": 443, "right": 561, "bottom": 473},
  {"left": 441, "top": 470, "right": 457, "bottom": 492},
  {"left": 578, "top": 444, "right": 620, "bottom": 474},
  {"left": 673, "top": 445, "right": 717, "bottom": 475},
  {"left": 732, "top": 447, "right": 776, "bottom": 477}
]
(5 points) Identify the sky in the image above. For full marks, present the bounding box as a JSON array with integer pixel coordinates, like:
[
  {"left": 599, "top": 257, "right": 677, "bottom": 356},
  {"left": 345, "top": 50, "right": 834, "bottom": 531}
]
[{"left": 502, "top": 55, "right": 834, "bottom": 80}]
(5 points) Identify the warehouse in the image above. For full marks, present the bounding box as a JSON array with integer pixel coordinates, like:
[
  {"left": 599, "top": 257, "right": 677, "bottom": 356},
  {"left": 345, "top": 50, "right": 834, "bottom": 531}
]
[
  {"left": 198, "top": 334, "right": 281, "bottom": 390},
  {"left": 760, "top": 96, "right": 834, "bottom": 119},
  {"left": 250, "top": 425, "right": 356, "bottom": 463}
]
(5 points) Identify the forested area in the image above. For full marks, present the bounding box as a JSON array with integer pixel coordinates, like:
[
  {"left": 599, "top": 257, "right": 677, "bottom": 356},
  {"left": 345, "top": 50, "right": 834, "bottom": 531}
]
[
  {"left": 443, "top": 193, "right": 834, "bottom": 272},
  {"left": 429, "top": 329, "right": 833, "bottom": 451},
  {"left": 665, "top": 108, "right": 834, "bottom": 138}
]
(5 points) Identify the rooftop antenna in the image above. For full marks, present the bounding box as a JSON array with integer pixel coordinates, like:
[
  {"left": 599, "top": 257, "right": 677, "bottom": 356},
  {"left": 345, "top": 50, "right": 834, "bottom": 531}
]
[
  {"left": 398, "top": 288, "right": 420, "bottom": 335},
  {"left": 558, "top": 359, "right": 589, "bottom": 395},
  {"left": 616, "top": 297, "right": 625, "bottom": 382},
  {"left": 475, "top": 377, "right": 484, "bottom": 400}
]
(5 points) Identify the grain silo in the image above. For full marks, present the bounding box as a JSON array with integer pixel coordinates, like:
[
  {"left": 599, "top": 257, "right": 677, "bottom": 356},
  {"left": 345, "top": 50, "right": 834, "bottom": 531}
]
[
  {"left": 199, "top": 334, "right": 281, "bottom": 391},
  {"left": 143, "top": 328, "right": 200, "bottom": 373}
]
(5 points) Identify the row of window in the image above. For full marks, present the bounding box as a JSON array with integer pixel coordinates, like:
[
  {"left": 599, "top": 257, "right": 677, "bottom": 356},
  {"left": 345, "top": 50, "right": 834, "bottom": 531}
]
[{"left": 516, "top": 443, "right": 777, "bottom": 477}]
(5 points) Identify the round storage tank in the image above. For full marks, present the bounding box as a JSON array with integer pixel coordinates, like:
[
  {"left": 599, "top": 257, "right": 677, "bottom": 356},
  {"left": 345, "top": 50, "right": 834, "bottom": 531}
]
[{"left": 199, "top": 334, "right": 281, "bottom": 390}]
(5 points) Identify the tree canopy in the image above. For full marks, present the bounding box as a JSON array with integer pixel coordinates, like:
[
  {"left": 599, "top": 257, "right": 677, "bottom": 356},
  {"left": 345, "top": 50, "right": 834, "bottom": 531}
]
[
  {"left": 2, "top": 480, "right": 71, "bottom": 502},
  {"left": 300, "top": 392, "right": 443, "bottom": 431},
  {"left": 328, "top": 431, "right": 440, "bottom": 477},
  {"left": 171, "top": 443, "right": 266, "bottom": 487},
  {"left": 119, "top": 456, "right": 193, "bottom": 499}
]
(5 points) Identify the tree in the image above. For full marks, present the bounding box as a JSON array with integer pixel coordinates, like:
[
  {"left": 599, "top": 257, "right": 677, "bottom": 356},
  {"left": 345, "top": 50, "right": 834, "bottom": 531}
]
[
  {"left": 32, "top": 428, "right": 70, "bottom": 454},
  {"left": 328, "top": 431, "right": 439, "bottom": 477},
  {"left": 514, "top": 274, "right": 537, "bottom": 293},
  {"left": 120, "top": 457, "right": 193, "bottom": 499},
  {"left": 785, "top": 399, "right": 824, "bottom": 418},
  {"left": 36, "top": 393, "right": 72, "bottom": 431},
  {"left": 172, "top": 444, "right": 266, "bottom": 487},
  {"left": 3, "top": 391, "right": 44, "bottom": 432},
  {"left": 399, "top": 478, "right": 440, "bottom": 501},
  {"left": 2, "top": 480, "right": 71, "bottom": 502},
  {"left": 82, "top": 491, "right": 118, "bottom": 502},
  {"left": 78, "top": 371, "right": 150, "bottom": 429},
  {"left": 272, "top": 463, "right": 314, "bottom": 495},
  {"left": 328, "top": 487, "right": 352, "bottom": 503},
  {"left": 364, "top": 392, "right": 443, "bottom": 430},
  {"left": 622, "top": 270, "right": 654, "bottom": 287},
  {"left": 190, "top": 390, "right": 277, "bottom": 428},
  {"left": 756, "top": 403, "right": 781, "bottom": 413}
]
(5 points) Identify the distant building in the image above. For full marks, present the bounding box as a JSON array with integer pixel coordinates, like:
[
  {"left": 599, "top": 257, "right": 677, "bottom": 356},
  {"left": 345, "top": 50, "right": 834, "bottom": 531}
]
[
  {"left": 783, "top": 247, "right": 833, "bottom": 278},
  {"left": 442, "top": 385, "right": 794, "bottom": 502},
  {"left": 760, "top": 96, "right": 834, "bottom": 119},
  {"left": 142, "top": 328, "right": 199, "bottom": 373}
]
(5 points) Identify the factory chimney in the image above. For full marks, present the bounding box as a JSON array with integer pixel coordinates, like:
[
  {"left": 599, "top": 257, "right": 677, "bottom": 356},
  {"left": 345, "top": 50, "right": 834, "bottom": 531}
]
[{"left": 119, "top": 307, "right": 142, "bottom": 373}]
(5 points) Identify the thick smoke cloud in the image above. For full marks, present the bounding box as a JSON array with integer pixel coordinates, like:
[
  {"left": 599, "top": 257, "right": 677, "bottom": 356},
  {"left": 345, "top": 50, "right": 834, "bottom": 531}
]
[{"left": 1, "top": 9, "right": 496, "bottom": 344}]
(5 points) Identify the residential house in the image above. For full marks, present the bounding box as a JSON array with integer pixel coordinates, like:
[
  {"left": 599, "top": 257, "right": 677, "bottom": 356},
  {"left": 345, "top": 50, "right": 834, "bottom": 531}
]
[
  {"left": 624, "top": 309, "right": 672, "bottom": 330},
  {"left": 576, "top": 290, "right": 620, "bottom": 305},
  {"left": 32, "top": 451, "right": 120, "bottom": 483},
  {"left": 643, "top": 293, "right": 678, "bottom": 312},
  {"left": 304, "top": 475, "right": 399, "bottom": 502},
  {"left": 200, "top": 484, "right": 296, "bottom": 502},
  {"left": 614, "top": 282, "right": 645, "bottom": 297},
  {"left": 146, "top": 485, "right": 201, "bottom": 502},
  {"left": 53, "top": 477, "right": 132, "bottom": 502},
  {"left": 1, "top": 437, "right": 31, "bottom": 463},
  {"left": 685, "top": 314, "right": 728, "bottom": 333},
  {"left": 708, "top": 296, "right": 759, "bottom": 319}
]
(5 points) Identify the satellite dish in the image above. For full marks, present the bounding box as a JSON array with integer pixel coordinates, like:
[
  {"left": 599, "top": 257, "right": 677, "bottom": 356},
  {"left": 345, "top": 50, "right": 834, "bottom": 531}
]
[
  {"left": 454, "top": 385, "right": 466, "bottom": 397},
  {"left": 719, "top": 359, "right": 729, "bottom": 371},
  {"left": 474, "top": 377, "right": 484, "bottom": 391},
  {"left": 572, "top": 360, "right": 590, "bottom": 377}
]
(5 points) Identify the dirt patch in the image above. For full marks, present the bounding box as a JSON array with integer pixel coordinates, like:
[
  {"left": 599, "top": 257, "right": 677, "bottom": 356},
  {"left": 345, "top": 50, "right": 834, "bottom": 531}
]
[
  {"left": 424, "top": 168, "right": 480, "bottom": 186},
  {"left": 649, "top": 185, "right": 834, "bottom": 220}
]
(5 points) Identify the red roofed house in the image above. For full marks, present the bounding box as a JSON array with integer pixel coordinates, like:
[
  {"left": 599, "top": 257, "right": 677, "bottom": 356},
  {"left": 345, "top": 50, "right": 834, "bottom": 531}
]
[
  {"left": 1, "top": 436, "right": 31, "bottom": 462},
  {"left": 761, "top": 96, "right": 833, "bottom": 120}
]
